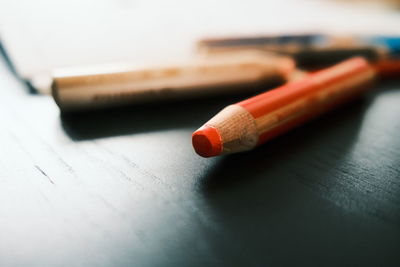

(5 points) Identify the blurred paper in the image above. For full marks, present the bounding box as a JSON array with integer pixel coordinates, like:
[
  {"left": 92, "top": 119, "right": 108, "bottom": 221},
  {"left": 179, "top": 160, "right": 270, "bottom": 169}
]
[{"left": 1, "top": 0, "right": 399, "bottom": 93}]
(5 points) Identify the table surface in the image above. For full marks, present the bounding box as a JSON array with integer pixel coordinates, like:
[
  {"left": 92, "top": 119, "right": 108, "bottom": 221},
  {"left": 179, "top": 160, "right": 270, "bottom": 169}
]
[{"left": 0, "top": 54, "right": 399, "bottom": 267}]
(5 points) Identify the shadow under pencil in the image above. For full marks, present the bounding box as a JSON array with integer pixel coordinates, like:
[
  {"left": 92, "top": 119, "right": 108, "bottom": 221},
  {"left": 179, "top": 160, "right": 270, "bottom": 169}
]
[
  {"left": 198, "top": 95, "right": 373, "bottom": 195},
  {"left": 60, "top": 92, "right": 258, "bottom": 141}
]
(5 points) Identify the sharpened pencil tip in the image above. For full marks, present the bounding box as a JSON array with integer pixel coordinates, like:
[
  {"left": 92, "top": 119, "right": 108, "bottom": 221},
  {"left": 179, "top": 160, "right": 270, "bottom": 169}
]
[{"left": 192, "top": 125, "right": 222, "bottom": 157}]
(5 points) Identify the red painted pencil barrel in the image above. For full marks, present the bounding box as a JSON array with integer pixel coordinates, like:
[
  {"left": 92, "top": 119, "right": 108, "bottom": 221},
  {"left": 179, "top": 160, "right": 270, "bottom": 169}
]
[{"left": 192, "top": 57, "right": 376, "bottom": 157}]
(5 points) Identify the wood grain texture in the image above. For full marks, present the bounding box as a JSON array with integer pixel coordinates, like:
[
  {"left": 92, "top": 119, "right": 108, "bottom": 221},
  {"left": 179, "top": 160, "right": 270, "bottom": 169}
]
[{"left": 0, "top": 56, "right": 399, "bottom": 267}]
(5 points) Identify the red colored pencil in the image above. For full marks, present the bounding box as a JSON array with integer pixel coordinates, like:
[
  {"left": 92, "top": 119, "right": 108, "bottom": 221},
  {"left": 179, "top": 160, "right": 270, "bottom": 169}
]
[{"left": 192, "top": 57, "right": 376, "bottom": 157}]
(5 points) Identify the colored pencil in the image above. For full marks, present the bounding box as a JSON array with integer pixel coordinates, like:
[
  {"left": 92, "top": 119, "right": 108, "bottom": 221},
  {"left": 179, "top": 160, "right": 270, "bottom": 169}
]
[
  {"left": 198, "top": 34, "right": 400, "bottom": 68},
  {"left": 192, "top": 57, "right": 376, "bottom": 157},
  {"left": 51, "top": 51, "right": 294, "bottom": 112}
]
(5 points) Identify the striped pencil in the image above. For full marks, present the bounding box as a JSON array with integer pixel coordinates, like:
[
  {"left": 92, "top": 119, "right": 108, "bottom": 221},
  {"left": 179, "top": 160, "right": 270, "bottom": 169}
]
[{"left": 192, "top": 57, "right": 376, "bottom": 157}]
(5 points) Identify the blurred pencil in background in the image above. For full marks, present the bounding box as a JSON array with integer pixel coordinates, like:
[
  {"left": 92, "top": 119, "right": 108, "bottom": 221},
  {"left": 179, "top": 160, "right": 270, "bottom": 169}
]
[{"left": 198, "top": 34, "right": 400, "bottom": 69}]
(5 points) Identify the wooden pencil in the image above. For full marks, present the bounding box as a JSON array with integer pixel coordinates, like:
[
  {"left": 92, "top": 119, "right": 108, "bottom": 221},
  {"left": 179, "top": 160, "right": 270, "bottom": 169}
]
[
  {"left": 192, "top": 57, "right": 376, "bottom": 157},
  {"left": 51, "top": 51, "right": 294, "bottom": 112}
]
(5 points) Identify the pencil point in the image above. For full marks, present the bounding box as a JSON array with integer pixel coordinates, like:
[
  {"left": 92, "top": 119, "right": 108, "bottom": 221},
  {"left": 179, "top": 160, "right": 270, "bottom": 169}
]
[{"left": 192, "top": 125, "right": 222, "bottom": 157}]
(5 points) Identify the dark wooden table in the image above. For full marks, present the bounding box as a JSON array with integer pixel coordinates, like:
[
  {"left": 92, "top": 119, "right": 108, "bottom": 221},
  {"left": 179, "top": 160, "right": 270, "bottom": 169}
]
[{"left": 0, "top": 55, "right": 399, "bottom": 267}]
